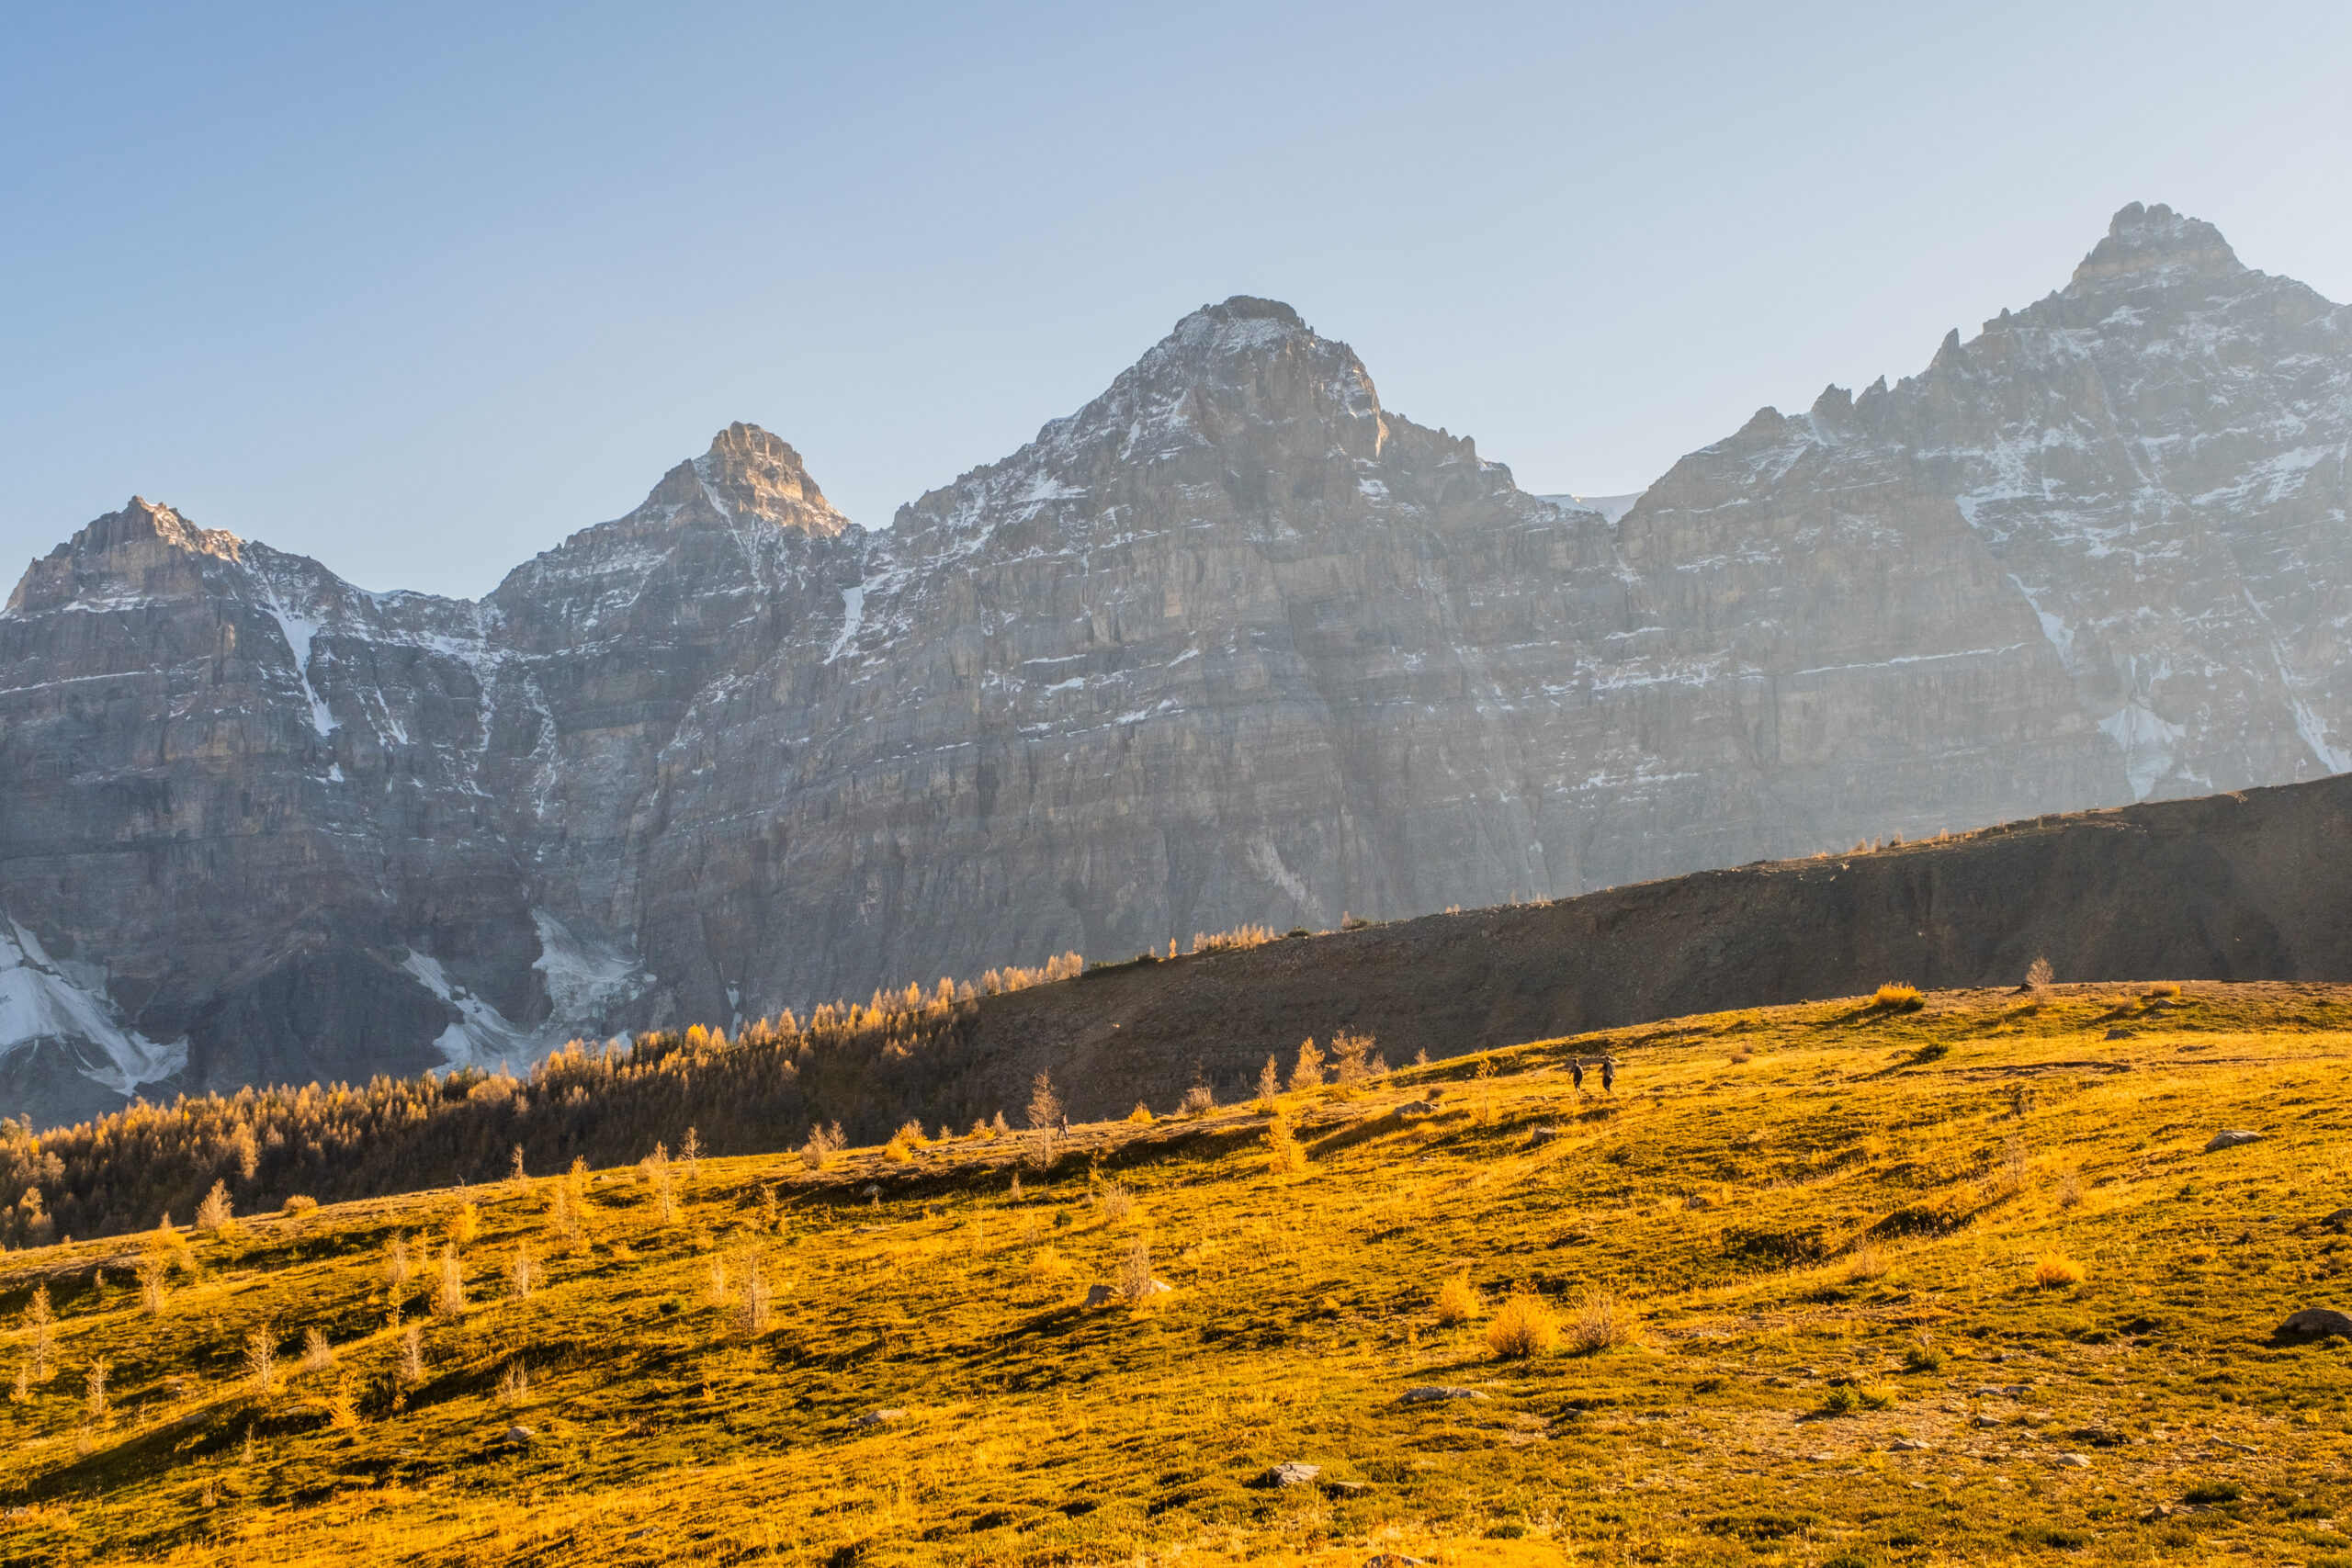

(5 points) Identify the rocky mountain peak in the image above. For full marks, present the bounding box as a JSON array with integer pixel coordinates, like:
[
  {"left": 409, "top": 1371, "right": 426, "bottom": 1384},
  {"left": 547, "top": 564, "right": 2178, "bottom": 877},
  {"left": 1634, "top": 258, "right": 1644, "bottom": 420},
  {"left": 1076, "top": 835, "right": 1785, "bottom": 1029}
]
[
  {"left": 2068, "top": 201, "right": 2245, "bottom": 291},
  {"left": 690, "top": 423, "right": 851, "bottom": 536}
]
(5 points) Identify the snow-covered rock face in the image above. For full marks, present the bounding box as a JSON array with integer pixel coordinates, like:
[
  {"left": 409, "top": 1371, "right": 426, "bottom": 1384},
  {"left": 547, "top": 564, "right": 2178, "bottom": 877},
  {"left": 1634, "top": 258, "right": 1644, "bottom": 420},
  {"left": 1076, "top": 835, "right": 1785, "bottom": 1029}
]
[{"left": 0, "top": 219, "right": 2346, "bottom": 1123}]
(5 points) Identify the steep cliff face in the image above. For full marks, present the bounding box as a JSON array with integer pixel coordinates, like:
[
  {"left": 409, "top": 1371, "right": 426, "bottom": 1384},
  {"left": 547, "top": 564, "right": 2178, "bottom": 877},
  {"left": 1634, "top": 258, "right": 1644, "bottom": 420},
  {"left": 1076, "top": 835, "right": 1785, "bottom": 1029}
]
[
  {"left": 1621, "top": 202, "right": 2352, "bottom": 809},
  {"left": 2, "top": 206, "right": 2346, "bottom": 1125}
]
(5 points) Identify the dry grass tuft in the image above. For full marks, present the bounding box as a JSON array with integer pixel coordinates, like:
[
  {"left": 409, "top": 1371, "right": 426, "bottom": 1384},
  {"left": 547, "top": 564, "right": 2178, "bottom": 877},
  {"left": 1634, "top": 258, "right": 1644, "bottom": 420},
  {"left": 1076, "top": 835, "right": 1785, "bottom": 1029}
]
[
  {"left": 1872, "top": 982, "right": 1923, "bottom": 1010},
  {"left": 1125, "top": 1103, "right": 1153, "bottom": 1124},
  {"left": 280, "top": 1195, "right": 318, "bottom": 1217},
  {"left": 1433, "top": 1274, "right": 1480, "bottom": 1326},
  {"left": 1486, "top": 1293, "right": 1561, "bottom": 1359},
  {"left": 1567, "top": 1288, "right": 1634, "bottom": 1353},
  {"left": 300, "top": 1328, "right": 333, "bottom": 1374},
  {"left": 2032, "top": 1250, "right": 2086, "bottom": 1289},
  {"left": 1846, "top": 1244, "right": 1888, "bottom": 1281}
]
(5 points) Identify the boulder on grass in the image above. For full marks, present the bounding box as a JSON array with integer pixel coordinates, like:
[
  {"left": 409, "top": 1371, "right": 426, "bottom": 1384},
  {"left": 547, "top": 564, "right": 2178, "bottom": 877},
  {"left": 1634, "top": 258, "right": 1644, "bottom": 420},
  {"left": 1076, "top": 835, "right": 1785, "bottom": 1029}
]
[
  {"left": 2277, "top": 1307, "right": 2352, "bottom": 1339},
  {"left": 1263, "top": 1461, "right": 1321, "bottom": 1487},
  {"left": 2204, "top": 1129, "right": 2262, "bottom": 1153}
]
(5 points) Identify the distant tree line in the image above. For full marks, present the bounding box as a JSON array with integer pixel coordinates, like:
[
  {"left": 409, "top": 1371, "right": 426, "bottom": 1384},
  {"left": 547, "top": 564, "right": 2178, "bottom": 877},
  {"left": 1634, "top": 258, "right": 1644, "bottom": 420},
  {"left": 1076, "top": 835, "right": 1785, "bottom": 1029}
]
[{"left": 0, "top": 984, "right": 1009, "bottom": 1248}]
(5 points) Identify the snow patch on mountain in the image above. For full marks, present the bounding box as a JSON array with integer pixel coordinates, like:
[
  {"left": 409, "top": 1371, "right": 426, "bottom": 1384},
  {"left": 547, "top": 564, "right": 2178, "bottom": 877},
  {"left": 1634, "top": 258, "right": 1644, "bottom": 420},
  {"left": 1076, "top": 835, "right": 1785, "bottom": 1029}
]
[{"left": 0, "top": 919, "right": 185, "bottom": 1095}]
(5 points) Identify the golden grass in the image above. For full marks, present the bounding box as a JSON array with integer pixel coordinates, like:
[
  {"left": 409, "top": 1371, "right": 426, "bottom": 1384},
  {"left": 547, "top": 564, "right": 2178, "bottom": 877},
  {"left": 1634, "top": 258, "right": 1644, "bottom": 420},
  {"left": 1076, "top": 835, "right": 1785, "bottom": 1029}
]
[{"left": 7, "top": 981, "right": 2352, "bottom": 1564}]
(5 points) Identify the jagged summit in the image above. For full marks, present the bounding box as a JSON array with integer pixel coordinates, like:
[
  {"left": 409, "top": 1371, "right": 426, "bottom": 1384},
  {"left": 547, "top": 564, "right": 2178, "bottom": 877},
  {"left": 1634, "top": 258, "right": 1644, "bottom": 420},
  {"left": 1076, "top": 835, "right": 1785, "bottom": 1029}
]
[
  {"left": 2069, "top": 200, "right": 2245, "bottom": 289},
  {"left": 1186, "top": 295, "right": 1306, "bottom": 330},
  {"left": 615, "top": 423, "right": 852, "bottom": 539},
  {"left": 693, "top": 423, "right": 851, "bottom": 536}
]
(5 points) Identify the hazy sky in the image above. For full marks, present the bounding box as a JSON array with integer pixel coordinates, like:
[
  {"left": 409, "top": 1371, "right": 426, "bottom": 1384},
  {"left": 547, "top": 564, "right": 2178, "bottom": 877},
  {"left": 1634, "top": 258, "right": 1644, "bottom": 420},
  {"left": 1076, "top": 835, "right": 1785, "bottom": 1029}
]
[{"left": 5, "top": 2, "right": 2348, "bottom": 597}]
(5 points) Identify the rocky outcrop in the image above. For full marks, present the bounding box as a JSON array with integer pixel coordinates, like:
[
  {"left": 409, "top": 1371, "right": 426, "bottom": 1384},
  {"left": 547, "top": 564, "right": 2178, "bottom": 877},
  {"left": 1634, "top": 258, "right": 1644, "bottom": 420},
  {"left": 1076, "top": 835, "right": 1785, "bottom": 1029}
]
[{"left": 1, "top": 207, "right": 2347, "bottom": 1126}]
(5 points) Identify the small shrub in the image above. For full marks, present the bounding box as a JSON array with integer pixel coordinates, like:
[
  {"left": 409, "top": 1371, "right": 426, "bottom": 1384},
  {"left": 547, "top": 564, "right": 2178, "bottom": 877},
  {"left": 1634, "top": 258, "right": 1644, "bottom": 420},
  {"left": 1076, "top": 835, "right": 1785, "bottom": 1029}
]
[
  {"left": 1871, "top": 982, "right": 1923, "bottom": 1011},
  {"left": 1180, "top": 1083, "right": 1215, "bottom": 1116},
  {"left": 737, "top": 1254, "right": 771, "bottom": 1335},
  {"left": 1263, "top": 1114, "right": 1307, "bottom": 1175},
  {"left": 2149, "top": 979, "right": 2182, "bottom": 998},
  {"left": 434, "top": 1245, "right": 466, "bottom": 1319},
  {"left": 640, "top": 1145, "right": 676, "bottom": 1222},
  {"left": 801, "top": 1122, "right": 845, "bottom": 1170},
  {"left": 1847, "top": 1244, "right": 1888, "bottom": 1282},
  {"left": 2183, "top": 1482, "right": 2242, "bottom": 1506},
  {"left": 300, "top": 1328, "right": 333, "bottom": 1374},
  {"left": 1330, "top": 1030, "right": 1374, "bottom": 1089},
  {"left": 195, "top": 1180, "right": 237, "bottom": 1237},
  {"left": 1902, "top": 1341, "right": 1944, "bottom": 1373},
  {"left": 508, "top": 1246, "right": 537, "bottom": 1302},
  {"left": 447, "top": 1201, "right": 479, "bottom": 1247},
  {"left": 894, "top": 1119, "right": 928, "bottom": 1148},
  {"left": 280, "top": 1195, "right": 318, "bottom": 1217},
  {"left": 882, "top": 1137, "right": 914, "bottom": 1165},
  {"left": 497, "top": 1362, "right": 530, "bottom": 1406},
  {"left": 2056, "top": 1168, "right": 2085, "bottom": 1209},
  {"left": 1433, "top": 1275, "right": 1480, "bottom": 1326},
  {"left": 1818, "top": 1382, "right": 1860, "bottom": 1416},
  {"left": 1487, "top": 1293, "right": 1561, "bottom": 1359},
  {"left": 705, "top": 1257, "right": 730, "bottom": 1307},
  {"left": 1097, "top": 1182, "right": 1135, "bottom": 1223},
  {"left": 1026, "top": 1247, "right": 1071, "bottom": 1285},
  {"left": 2033, "top": 1251, "right": 2086, "bottom": 1289},
  {"left": 244, "top": 1329, "right": 277, "bottom": 1395},
  {"left": 323, "top": 1378, "right": 360, "bottom": 1429},
  {"left": 1568, "top": 1288, "right": 1634, "bottom": 1353},
  {"left": 1254, "top": 1055, "right": 1282, "bottom": 1112},
  {"left": 2026, "top": 954, "right": 2054, "bottom": 989},
  {"left": 1125, "top": 1103, "right": 1153, "bottom": 1125},
  {"left": 398, "top": 1325, "right": 425, "bottom": 1385},
  {"left": 1116, "top": 1236, "right": 1154, "bottom": 1303},
  {"left": 386, "top": 1237, "right": 413, "bottom": 1292},
  {"left": 1290, "top": 1038, "right": 1325, "bottom": 1092},
  {"left": 84, "top": 1359, "right": 107, "bottom": 1422}
]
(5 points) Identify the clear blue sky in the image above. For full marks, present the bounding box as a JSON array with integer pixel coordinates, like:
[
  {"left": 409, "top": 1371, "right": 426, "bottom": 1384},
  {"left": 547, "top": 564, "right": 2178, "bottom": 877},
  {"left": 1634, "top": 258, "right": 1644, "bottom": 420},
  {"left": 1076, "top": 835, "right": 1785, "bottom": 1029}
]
[{"left": 5, "top": 2, "right": 2347, "bottom": 598}]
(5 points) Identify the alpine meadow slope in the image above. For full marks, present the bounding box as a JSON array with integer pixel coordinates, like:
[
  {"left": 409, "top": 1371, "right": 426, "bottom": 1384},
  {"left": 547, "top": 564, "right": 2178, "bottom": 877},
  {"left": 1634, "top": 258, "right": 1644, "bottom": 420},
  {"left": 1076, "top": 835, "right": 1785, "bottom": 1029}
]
[{"left": 1, "top": 204, "right": 2347, "bottom": 1123}]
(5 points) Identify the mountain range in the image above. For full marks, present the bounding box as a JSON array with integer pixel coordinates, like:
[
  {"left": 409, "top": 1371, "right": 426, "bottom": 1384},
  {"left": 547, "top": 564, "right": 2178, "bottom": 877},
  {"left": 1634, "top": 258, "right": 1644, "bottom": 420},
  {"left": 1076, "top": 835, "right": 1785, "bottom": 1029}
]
[{"left": 2, "top": 201, "right": 2346, "bottom": 1127}]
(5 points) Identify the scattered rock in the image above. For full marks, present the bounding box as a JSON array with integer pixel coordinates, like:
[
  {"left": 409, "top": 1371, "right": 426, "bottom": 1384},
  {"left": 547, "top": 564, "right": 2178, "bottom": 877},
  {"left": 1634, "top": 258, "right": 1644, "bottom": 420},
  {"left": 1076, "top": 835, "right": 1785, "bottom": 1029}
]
[
  {"left": 1363, "top": 1555, "right": 1431, "bottom": 1567},
  {"left": 1394, "top": 1100, "right": 1437, "bottom": 1116},
  {"left": 1889, "top": 1438, "right": 1931, "bottom": 1452},
  {"left": 2278, "top": 1307, "right": 2352, "bottom": 1339},
  {"left": 2321, "top": 1206, "right": 2352, "bottom": 1231},
  {"left": 1083, "top": 1283, "right": 1116, "bottom": 1308},
  {"left": 855, "top": 1408, "right": 906, "bottom": 1427},
  {"left": 1973, "top": 1414, "right": 2003, "bottom": 1428},
  {"left": 1145, "top": 1278, "right": 1174, "bottom": 1297},
  {"left": 499, "top": 1425, "right": 534, "bottom": 1446},
  {"left": 2104, "top": 1028, "right": 2134, "bottom": 1041},
  {"left": 1326, "top": 1479, "right": 1373, "bottom": 1495},
  {"left": 2055, "top": 1452, "right": 2092, "bottom": 1468},
  {"left": 860, "top": 1183, "right": 883, "bottom": 1197},
  {"left": 1264, "top": 1461, "right": 1322, "bottom": 1487},
  {"left": 2205, "top": 1129, "right": 2263, "bottom": 1153},
  {"left": 1527, "top": 1126, "right": 1569, "bottom": 1145},
  {"left": 1400, "top": 1385, "right": 1488, "bottom": 1404}
]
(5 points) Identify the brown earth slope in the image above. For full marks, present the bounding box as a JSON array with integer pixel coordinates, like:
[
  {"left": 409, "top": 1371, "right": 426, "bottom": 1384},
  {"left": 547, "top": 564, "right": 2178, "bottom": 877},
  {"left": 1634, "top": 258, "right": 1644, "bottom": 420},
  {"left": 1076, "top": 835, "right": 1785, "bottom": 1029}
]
[{"left": 962, "top": 773, "right": 2352, "bottom": 1120}]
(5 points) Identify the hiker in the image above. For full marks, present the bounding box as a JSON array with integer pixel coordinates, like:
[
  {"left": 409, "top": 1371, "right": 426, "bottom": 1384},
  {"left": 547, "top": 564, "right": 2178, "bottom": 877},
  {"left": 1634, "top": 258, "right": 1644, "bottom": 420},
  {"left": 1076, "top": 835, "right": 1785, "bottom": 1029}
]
[
  {"left": 1600, "top": 1057, "right": 1616, "bottom": 1095},
  {"left": 1570, "top": 1060, "right": 1585, "bottom": 1093}
]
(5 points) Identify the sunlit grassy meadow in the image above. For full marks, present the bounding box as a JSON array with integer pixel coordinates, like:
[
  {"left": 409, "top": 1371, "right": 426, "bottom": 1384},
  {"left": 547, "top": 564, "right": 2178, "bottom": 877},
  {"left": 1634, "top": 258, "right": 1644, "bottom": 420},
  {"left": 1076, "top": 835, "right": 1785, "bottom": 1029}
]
[{"left": 6, "top": 982, "right": 2352, "bottom": 1565}]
